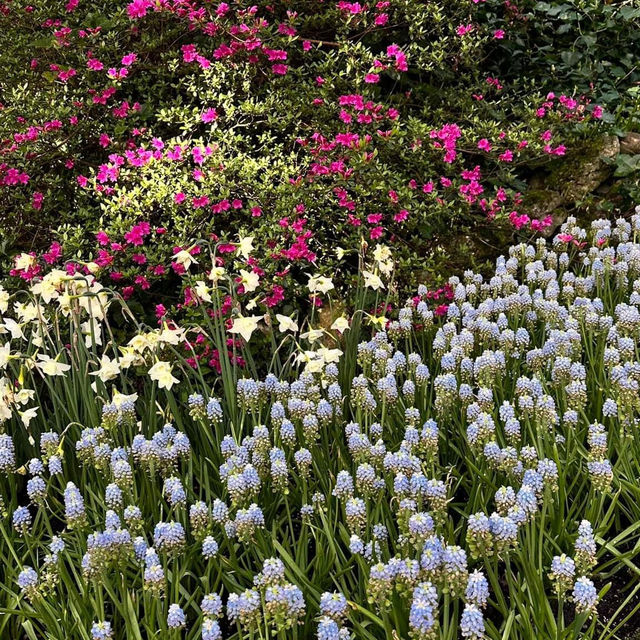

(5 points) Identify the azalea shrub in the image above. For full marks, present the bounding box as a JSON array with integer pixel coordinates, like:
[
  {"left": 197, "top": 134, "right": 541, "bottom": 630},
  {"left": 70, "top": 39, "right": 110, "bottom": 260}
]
[
  {"left": 2, "top": 0, "right": 637, "bottom": 323},
  {"left": 2, "top": 215, "right": 640, "bottom": 639}
]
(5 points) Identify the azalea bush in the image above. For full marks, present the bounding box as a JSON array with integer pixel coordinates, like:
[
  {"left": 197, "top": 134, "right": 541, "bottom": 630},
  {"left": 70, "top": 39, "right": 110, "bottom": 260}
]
[
  {"left": 2, "top": 0, "right": 637, "bottom": 320},
  {"left": 1, "top": 214, "right": 640, "bottom": 639}
]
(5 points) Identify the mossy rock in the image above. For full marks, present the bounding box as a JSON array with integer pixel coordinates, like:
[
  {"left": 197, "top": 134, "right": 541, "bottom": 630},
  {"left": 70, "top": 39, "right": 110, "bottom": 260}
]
[{"left": 549, "top": 136, "right": 620, "bottom": 201}]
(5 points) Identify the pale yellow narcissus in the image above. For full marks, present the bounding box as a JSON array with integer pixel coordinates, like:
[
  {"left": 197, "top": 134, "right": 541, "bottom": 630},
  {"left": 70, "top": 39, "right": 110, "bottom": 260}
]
[
  {"left": 296, "top": 350, "right": 325, "bottom": 374},
  {"left": 14, "top": 301, "right": 39, "bottom": 323},
  {"left": 0, "top": 379, "right": 11, "bottom": 423},
  {"left": 307, "top": 274, "right": 334, "bottom": 295},
  {"left": 301, "top": 329, "right": 324, "bottom": 344},
  {"left": 173, "top": 248, "right": 198, "bottom": 270},
  {"left": 239, "top": 269, "right": 260, "bottom": 293},
  {"left": 275, "top": 314, "right": 298, "bottom": 333},
  {"left": 0, "top": 343, "right": 10, "bottom": 369},
  {"left": 0, "top": 286, "right": 9, "bottom": 313},
  {"left": 368, "top": 314, "right": 388, "bottom": 329},
  {"left": 229, "top": 315, "right": 262, "bottom": 342},
  {"left": 373, "top": 244, "right": 394, "bottom": 276},
  {"left": 14, "top": 389, "right": 35, "bottom": 406},
  {"left": 36, "top": 354, "right": 71, "bottom": 377},
  {"left": 14, "top": 253, "right": 36, "bottom": 272},
  {"left": 194, "top": 280, "right": 212, "bottom": 303},
  {"left": 362, "top": 270, "right": 384, "bottom": 291},
  {"left": 148, "top": 360, "right": 179, "bottom": 390},
  {"left": 237, "top": 236, "right": 255, "bottom": 259},
  {"left": 18, "top": 407, "right": 38, "bottom": 427},
  {"left": 81, "top": 318, "right": 103, "bottom": 348},
  {"left": 208, "top": 266, "right": 226, "bottom": 286},
  {"left": 117, "top": 347, "right": 141, "bottom": 369},
  {"left": 331, "top": 317, "right": 350, "bottom": 334},
  {"left": 316, "top": 347, "right": 343, "bottom": 363},
  {"left": 158, "top": 327, "right": 185, "bottom": 346},
  {"left": 30, "top": 269, "right": 68, "bottom": 303},
  {"left": 90, "top": 355, "right": 121, "bottom": 383},
  {"left": 0, "top": 318, "right": 24, "bottom": 340},
  {"left": 112, "top": 390, "right": 138, "bottom": 409}
]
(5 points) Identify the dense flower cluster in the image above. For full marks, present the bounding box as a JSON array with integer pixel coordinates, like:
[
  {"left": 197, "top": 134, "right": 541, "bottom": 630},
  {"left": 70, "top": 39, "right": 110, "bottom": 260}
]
[{"left": 2, "top": 214, "right": 640, "bottom": 638}]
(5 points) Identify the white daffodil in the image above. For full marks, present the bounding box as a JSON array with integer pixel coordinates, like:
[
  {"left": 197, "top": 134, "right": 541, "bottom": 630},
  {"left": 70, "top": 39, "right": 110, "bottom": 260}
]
[
  {"left": 0, "top": 343, "right": 11, "bottom": 369},
  {"left": 14, "top": 253, "right": 36, "bottom": 272},
  {"left": 14, "top": 389, "right": 35, "bottom": 405},
  {"left": 0, "top": 400, "right": 10, "bottom": 422},
  {"left": 373, "top": 244, "right": 391, "bottom": 264},
  {"left": 0, "top": 286, "right": 9, "bottom": 313},
  {"left": 239, "top": 269, "right": 260, "bottom": 293},
  {"left": 128, "top": 332, "right": 159, "bottom": 353},
  {"left": 148, "top": 361, "right": 179, "bottom": 390},
  {"left": 56, "top": 291, "right": 73, "bottom": 317},
  {"left": 363, "top": 270, "right": 384, "bottom": 290},
  {"left": 301, "top": 329, "right": 324, "bottom": 344},
  {"left": 30, "top": 271, "right": 66, "bottom": 303},
  {"left": 14, "top": 301, "right": 39, "bottom": 323},
  {"left": 297, "top": 350, "right": 325, "bottom": 374},
  {"left": 81, "top": 318, "right": 103, "bottom": 348},
  {"left": 307, "top": 274, "right": 334, "bottom": 295},
  {"left": 19, "top": 407, "right": 38, "bottom": 427},
  {"left": 208, "top": 266, "right": 226, "bottom": 285},
  {"left": 90, "top": 355, "right": 121, "bottom": 382},
  {"left": 117, "top": 347, "right": 140, "bottom": 369},
  {"left": 173, "top": 249, "right": 197, "bottom": 270},
  {"left": 373, "top": 244, "right": 394, "bottom": 276},
  {"left": 331, "top": 316, "right": 350, "bottom": 334},
  {"left": 0, "top": 318, "right": 24, "bottom": 340},
  {"left": 36, "top": 354, "right": 71, "bottom": 377},
  {"left": 317, "top": 347, "right": 343, "bottom": 363},
  {"left": 194, "top": 280, "right": 212, "bottom": 303},
  {"left": 78, "top": 283, "right": 110, "bottom": 321},
  {"left": 32, "top": 333, "right": 45, "bottom": 348},
  {"left": 237, "top": 236, "right": 255, "bottom": 259},
  {"left": 229, "top": 315, "right": 262, "bottom": 342},
  {"left": 112, "top": 390, "right": 138, "bottom": 409},
  {"left": 158, "top": 327, "right": 185, "bottom": 346},
  {"left": 276, "top": 314, "right": 298, "bottom": 333}
]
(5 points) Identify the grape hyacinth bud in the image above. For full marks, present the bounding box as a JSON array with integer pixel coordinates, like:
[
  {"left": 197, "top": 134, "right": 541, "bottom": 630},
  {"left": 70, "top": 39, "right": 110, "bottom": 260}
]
[
  {"left": 465, "top": 570, "right": 489, "bottom": 608},
  {"left": 573, "top": 576, "right": 598, "bottom": 615},
  {"left": 190, "top": 501, "right": 210, "bottom": 536},
  {"left": 460, "top": 603, "right": 485, "bottom": 639},
  {"left": 17, "top": 567, "right": 39, "bottom": 600},
  {"left": 64, "top": 482, "right": 86, "bottom": 528},
  {"left": 167, "top": 603, "right": 186, "bottom": 629},
  {"left": 202, "top": 536, "right": 219, "bottom": 559},
  {"left": 201, "top": 593, "right": 223, "bottom": 618},
  {"left": 90, "top": 621, "right": 113, "bottom": 640},
  {"left": 549, "top": 554, "right": 576, "bottom": 593},
  {"left": 442, "top": 546, "right": 468, "bottom": 597},
  {"left": 227, "top": 588, "right": 261, "bottom": 629},
  {"left": 467, "top": 513, "right": 493, "bottom": 559},
  {"left": 320, "top": 592, "right": 348, "bottom": 621},
  {"left": 201, "top": 618, "right": 222, "bottom": 640}
]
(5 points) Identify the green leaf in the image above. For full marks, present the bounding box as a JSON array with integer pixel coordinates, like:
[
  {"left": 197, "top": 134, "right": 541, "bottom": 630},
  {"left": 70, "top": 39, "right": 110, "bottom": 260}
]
[{"left": 614, "top": 154, "right": 640, "bottom": 177}]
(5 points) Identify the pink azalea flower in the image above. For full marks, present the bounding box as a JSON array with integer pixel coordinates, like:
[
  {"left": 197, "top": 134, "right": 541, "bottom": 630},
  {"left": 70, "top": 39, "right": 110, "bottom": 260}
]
[
  {"left": 201, "top": 108, "right": 218, "bottom": 123},
  {"left": 121, "top": 53, "right": 137, "bottom": 66}
]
